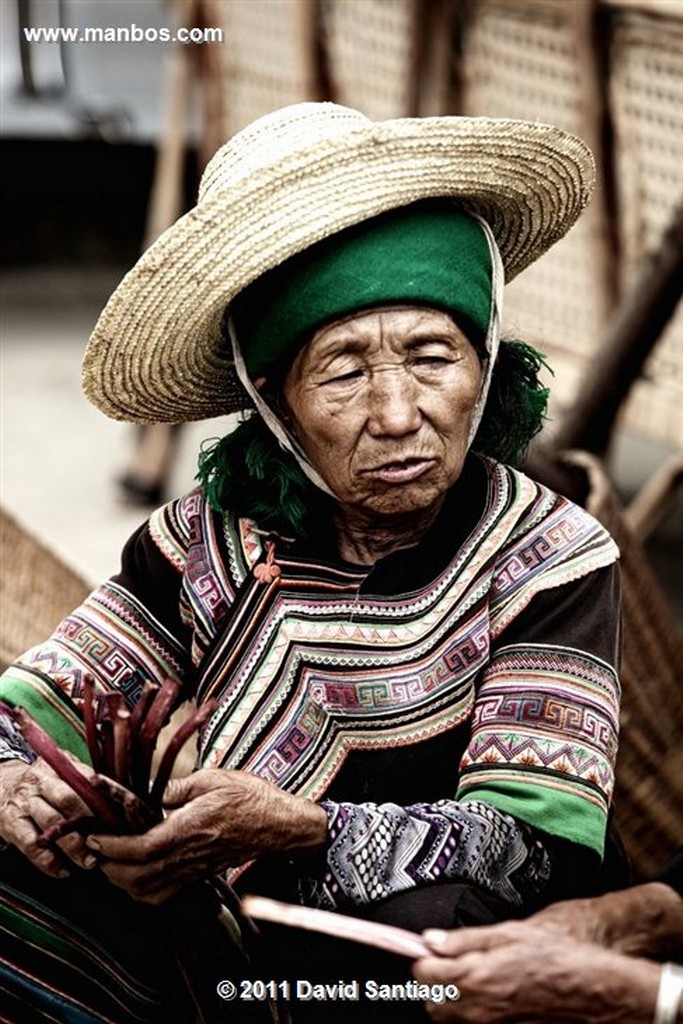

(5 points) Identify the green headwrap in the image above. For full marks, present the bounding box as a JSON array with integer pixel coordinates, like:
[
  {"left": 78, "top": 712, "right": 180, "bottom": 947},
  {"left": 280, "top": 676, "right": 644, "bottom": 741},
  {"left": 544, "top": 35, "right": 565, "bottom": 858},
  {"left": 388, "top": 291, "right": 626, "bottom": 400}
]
[{"left": 231, "top": 200, "right": 493, "bottom": 378}]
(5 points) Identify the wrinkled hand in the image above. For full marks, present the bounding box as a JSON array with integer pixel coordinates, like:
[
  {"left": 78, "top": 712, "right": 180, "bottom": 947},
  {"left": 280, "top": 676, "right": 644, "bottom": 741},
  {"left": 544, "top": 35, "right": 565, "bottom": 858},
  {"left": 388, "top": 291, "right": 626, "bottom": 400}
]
[
  {"left": 85, "top": 767, "right": 327, "bottom": 904},
  {"left": 0, "top": 756, "right": 98, "bottom": 876},
  {"left": 523, "top": 894, "right": 609, "bottom": 947},
  {"left": 412, "top": 923, "right": 659, "bottom": 1023},
  {"left": 533, "top": 883, "right": 683, "bottom": 959}
]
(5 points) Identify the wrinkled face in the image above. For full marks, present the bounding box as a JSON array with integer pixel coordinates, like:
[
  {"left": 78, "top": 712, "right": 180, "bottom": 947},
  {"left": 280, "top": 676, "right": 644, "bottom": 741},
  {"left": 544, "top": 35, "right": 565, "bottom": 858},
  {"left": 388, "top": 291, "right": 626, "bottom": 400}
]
[{"left": 282, "top": 306, "right": 483, "bottom": 518}]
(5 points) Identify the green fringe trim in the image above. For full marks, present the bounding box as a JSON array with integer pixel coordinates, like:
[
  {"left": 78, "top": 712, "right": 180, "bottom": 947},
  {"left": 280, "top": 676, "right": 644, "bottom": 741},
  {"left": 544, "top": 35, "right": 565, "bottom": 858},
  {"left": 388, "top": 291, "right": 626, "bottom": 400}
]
[
  {"left": 196, "top": 416, "right": 325, "bottom": 537},
  {"left": 473, "top": 340, "right": 551, "bottom": 465},
  {"left": 196, "top": 341, "right": 551, "bottom": 537}
]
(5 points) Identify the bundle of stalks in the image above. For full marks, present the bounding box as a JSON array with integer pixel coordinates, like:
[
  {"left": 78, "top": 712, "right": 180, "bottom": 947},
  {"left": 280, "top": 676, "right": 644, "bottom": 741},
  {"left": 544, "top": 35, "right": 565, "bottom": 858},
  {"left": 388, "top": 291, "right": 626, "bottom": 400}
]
[
  {"left": 2, "top": 678, "right": 215, "bottom": 844},
  {"left": 3, "top": 684, "right": 280, "bottom": 1022}
]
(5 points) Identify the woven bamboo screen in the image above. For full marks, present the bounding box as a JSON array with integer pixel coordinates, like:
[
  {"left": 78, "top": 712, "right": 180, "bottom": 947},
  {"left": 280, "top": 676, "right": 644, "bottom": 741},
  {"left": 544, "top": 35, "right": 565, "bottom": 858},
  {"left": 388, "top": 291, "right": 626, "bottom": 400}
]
[
  {"left": 322, "top": 0, "right": 415, "bottom": 118},
  {"left": 461, "top": 0, "right": 682, "bottom": 448},
  {"left": 201, "top": 0, "right": 417, "bottom": 133},
  {"left": 461, "top": 0, "right": 613, "bottom": 427},
  {"left": 609, "top": 10, "right": 683, "bottom": 447},
  {"left": 200, "top": 0, "right": 315, "bottom": 142}
]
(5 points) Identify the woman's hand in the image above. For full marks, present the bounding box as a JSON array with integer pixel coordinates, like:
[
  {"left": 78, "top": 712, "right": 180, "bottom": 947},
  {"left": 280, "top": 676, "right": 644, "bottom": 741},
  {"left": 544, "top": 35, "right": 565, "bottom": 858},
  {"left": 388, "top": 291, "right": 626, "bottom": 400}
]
[
  {"left": 85, "top": 767, "right": 327, "bottom": 904},
  {"left": 523, "top": 893, "right": 613, "bottom": 947},
  {"left": 412, "top": 923, "right": 660, "bottom": 1023},
  {"left": 0, "top": 756, "right": 98, "bottom": 876},
  {"left": 514, "top": 883, "right": 683, "bottom": 959}
]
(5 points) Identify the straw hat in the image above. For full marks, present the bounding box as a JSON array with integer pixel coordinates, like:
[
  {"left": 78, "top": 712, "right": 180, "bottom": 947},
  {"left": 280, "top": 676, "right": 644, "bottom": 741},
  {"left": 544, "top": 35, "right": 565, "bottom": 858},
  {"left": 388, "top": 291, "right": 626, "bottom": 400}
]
[{"left": 82, "top": 102, "right": 595, "bottom": 424}]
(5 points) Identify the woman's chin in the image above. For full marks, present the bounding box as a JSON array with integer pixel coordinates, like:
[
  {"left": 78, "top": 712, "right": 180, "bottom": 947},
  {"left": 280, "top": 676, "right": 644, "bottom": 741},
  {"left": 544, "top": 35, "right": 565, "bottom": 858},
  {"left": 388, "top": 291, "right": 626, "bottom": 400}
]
[{"left": 354, "top": 478, "right": 450, "bottom": 519}]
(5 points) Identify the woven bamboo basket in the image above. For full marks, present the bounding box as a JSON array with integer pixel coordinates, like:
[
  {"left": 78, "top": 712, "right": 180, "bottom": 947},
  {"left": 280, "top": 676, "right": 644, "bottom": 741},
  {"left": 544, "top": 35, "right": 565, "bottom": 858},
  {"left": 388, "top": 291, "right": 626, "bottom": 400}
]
[
  {"left": 0, "top": 508, "right": 91, "bottom": 672},
  {"left": 564, "top": 452, "right": 683, "bottom": 880}
]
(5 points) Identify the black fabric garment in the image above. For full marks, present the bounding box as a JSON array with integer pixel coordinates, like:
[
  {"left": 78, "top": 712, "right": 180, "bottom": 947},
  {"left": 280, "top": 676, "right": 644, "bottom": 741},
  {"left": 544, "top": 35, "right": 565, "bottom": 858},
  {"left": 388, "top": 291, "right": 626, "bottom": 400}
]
[
  {"left": 270, "top": 456, "right": 626, "bottom": 906},
  {"left": 0, "top": 452, "right": 626, "bottom": 1023},
  {"left": 0, "top": 846, "right": 272, "bottom": 1024},
  {"left": 255, "top": 880, "right": 513, "bottom": 1024}
]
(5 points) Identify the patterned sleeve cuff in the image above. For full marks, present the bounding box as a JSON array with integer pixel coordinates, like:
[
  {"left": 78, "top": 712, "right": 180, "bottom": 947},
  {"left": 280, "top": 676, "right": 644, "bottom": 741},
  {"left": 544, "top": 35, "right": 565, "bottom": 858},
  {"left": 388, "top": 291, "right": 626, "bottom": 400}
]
[
  {"left": 0, "top": 708, "right": 36, "bottom": 764},
  {"left": 300, "top": 798, "right": 551, "bottom": 911}
]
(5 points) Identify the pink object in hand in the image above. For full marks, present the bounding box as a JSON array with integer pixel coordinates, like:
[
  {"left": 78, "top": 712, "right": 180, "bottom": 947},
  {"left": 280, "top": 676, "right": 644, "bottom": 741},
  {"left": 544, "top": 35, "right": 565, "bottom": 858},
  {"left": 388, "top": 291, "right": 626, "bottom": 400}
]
[{"left": 241, "top": 894, "right": 431, "bottom": 959}]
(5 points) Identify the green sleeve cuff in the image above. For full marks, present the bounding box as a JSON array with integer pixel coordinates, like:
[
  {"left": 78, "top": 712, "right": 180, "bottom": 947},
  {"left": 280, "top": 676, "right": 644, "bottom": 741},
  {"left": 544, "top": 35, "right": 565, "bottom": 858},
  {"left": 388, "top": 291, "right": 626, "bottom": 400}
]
[
  {"left": 456, "top": 779, "right": 607, "bottom": 857},
  {"left": 0, "top": 667, "right": 90, "bottom": 764}
]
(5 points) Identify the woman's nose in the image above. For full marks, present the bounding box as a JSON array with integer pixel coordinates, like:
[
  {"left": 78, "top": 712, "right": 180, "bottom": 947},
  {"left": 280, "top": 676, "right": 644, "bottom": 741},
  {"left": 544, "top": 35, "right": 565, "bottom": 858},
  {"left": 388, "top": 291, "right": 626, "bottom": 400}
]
[{"left": 366, "top": 369, "right": 422, "bottom": 437}]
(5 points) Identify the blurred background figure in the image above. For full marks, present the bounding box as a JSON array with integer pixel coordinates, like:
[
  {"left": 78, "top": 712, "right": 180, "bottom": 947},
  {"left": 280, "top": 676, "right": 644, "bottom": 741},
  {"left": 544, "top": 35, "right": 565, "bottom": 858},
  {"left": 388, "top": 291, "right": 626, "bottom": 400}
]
[{"left": 1, "top": 0, "right": 682, "bottom": 914}]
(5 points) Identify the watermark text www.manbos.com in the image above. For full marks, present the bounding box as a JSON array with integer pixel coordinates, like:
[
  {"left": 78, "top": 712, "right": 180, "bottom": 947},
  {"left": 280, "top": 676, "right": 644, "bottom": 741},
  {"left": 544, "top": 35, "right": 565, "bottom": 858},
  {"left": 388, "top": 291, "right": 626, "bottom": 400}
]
[
  {"left": 22, "top": 23, "right": 224, "bottom": 46},
  {"left": 216, "top": 978, "right": 461, "bottom": 1005}
]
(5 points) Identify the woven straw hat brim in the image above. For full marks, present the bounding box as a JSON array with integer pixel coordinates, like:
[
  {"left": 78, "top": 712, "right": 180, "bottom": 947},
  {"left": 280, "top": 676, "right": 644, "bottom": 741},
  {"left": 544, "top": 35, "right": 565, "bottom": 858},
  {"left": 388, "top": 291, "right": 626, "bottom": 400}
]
[{"left": 82, "top": 110, "right": 595, "bottom": 424}]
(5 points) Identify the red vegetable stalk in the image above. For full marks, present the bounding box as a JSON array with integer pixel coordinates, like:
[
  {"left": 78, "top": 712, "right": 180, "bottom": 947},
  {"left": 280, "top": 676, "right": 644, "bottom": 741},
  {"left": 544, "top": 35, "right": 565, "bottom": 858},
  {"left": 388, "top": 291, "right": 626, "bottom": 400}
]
[
  {"left": 81, "top": 678, "right": 101, "bottom": 773},
  {"left": 11, "top": 708, "right": 123, "bottom": 831},
  {"left": 134, "top": 677, "right": 183, "bottom": 798},
  {"left": 150, "top": 702, "right": 216, "bottom": 805},
  {"left": 6, "top": 694, "right": 239, "bottom": 1022}
]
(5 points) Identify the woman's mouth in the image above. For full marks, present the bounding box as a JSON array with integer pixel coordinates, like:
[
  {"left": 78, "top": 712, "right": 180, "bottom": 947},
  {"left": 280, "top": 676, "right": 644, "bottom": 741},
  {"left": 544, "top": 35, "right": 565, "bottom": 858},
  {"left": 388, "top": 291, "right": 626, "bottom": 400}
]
[{"left": 364, "top": 457, "right": 437, "bottom": 483}]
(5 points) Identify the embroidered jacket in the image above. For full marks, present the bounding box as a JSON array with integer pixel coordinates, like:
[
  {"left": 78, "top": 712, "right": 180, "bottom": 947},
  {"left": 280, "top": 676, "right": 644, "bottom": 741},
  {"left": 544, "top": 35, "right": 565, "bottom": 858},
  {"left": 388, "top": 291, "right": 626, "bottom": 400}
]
[{"left": 0, "top": 456, "right": 621, "bottom": 908}]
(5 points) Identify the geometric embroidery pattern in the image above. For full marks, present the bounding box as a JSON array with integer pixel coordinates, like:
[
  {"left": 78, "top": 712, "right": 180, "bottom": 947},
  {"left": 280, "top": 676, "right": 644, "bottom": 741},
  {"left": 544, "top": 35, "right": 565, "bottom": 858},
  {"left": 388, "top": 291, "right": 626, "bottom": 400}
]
[
  {"left": 196, "top": 465, "right": 618, "bottom": 823},
  {"left": 458, "top": 642, "right": 621, "bottom": 816},
  {"left": 313, "top": 798, "right": 552, "bottom": 910}
]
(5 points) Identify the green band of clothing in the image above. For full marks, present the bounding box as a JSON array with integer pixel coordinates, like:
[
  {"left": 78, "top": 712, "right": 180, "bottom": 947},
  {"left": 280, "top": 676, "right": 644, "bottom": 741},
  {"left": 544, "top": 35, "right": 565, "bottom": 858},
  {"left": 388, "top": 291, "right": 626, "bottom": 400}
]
[
  {"left": 0, "top": 669, "right": 89, "bottom": 764},
  {"left": 231, "top": 200, "right": 493, "bottom": 378},
  {"left": 0, "top": 900, "right": 81, "bottom": 969},
  {"left": 456, "top": 780, "right": 608, "bottom": 857}
]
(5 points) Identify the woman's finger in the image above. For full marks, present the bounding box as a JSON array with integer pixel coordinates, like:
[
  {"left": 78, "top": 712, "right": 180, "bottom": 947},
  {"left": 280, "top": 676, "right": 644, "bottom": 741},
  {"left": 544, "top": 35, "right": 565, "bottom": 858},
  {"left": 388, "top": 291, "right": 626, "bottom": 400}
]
[
  {"left": 11, "top": 757, "right": 93, "bottom": 819},
  {"left": 2, "top": 807, "right": 71, "bottom": 877},
  {"left": 85, "top": 830, "right": 153, "bottom": 862},
  {"left": 414, "top": 956, "right": 464, "bottom": 987},
  {"left": 97, "top": 849, "right": 190, "bottom": 904},
  {"left": 421, "top": 921, "right": 539, "bottom": 957},
  {"left": 24, "top": 794, "right": 98, "bottom": 871}
]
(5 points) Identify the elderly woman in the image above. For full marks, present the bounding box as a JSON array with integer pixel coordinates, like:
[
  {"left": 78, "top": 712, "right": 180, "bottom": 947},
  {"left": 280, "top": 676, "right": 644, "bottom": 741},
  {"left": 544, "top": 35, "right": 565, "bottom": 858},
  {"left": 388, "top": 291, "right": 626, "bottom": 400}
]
[{"left": 0, "top": 104, "right": 623, "bottom": 1022}]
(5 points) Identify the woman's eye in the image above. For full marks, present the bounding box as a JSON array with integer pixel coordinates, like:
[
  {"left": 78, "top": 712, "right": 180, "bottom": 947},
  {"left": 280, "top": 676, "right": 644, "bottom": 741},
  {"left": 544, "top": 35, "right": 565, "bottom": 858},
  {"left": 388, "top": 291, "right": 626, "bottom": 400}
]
[
  {"left": 414, "top": 355, "right": 450, "bottom": 366},
  {"left": 327, "top": 369, "right": 363, "bottom": 384}
]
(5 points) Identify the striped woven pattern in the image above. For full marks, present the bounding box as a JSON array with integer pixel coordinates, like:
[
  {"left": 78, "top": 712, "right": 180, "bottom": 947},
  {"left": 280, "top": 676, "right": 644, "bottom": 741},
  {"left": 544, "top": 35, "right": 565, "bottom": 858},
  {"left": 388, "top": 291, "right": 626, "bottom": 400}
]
[{"left": 0, "top": 861, "right": 173, "bottom": 1023}]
